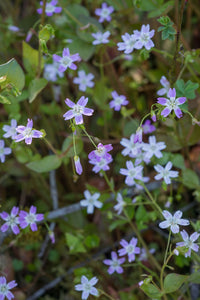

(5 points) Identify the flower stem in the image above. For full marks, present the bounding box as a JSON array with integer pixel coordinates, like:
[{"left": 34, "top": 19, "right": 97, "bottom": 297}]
[
  {"left": 98, "top": 289, "right": 116, "bottom": 300},
  {"left": 164, "top": 230, "right": 171, "bottom": 264},
  {"left": 43, "top": 138, "right": 59, "bottom": 155},
  {"left": 142, "top": 183, "right": 163, "bottom": 215}
]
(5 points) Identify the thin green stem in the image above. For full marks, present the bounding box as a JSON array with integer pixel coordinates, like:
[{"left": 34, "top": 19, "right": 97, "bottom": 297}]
[
  {"left": 43, "top": 138, "right": 58, "bottom": 155},
  {"left": 81, "top": 127, "right": 97, "bottom": 148},
  {"left": 160, "top": 252, "right": 174, "bottom": 299},
  {"left": 151, "top": 48, "right": 173, "bottom": 59},
  {"left": 164, "top": 231, "right": 171, "bottom": 264},
  {"left": 98, "top": 289, "right": 116, "bottom": 300},
  {"left": 141, "top": 183, "right": 162, "bottom": 215},
  {"left": 72, "top": 132, "right": 77, "bottom": 156}
]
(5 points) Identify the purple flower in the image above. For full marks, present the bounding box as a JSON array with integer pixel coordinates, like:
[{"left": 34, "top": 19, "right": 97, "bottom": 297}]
[
  {"left": 154, "top": 161, "right": 179, "bottom": 184},
  {"left": 120, "top": 134, "right": 142, "bottom": 158},
  {"left": 44, "top": 61, "right": 64, "bottom": 82},
  {"left": 75, "top": 276, "right": 98, "bottom": 300},
  {"left": 142, "top": 136, "right": 166, "bottom": 160},
  {"left": 88, "top": 143, "right": 113, "bottom": 162},
  {"left": 95, "top": 2, "right": 114, "bottom": 23},
  {"left": 37, "top": 0, "right": 62, "bottom": 16},
  {"left": 159, "top": 210, "right": 189, "bottom": 234},
  {"left": 0, "top": 276, "right": 17, "bottom": 300},
  {"left": 103, "top": 251, "right": 125, "bottom": 274},
  {"left": 133, "top": 24, "right": 155, "bottom": 50},
  {"left": 73, "top": 70, "right": 94, "bottom": 92},
  {"left": 63, "top": 96, "right": 94, "bottom": 125},
  {"left": 134, "top": 127, "right": 143, "bottom": 143},
  {"left": 3, "top": 119, "right": 17, "bottom": 139},
  {"left": 109, "top": 91, "right": 129, "bottom": 111},
  {"left": 176, "top": 230, "right": 199, "bottom": 257},
  {"left": 74, "top": 155, "right": 83, "bottom": 175},
  {"left": 14, "top": 119, "right": 43, "bottom": 145},
  {"left": 142, "top": 120, "right": 156, "bottom": 134},
  {"left": 157, "top": 88, "right": 186, "bottom": 118},
  {"left": 0, "top": 140, "right": 11, "bottom": 163},
  {"left": 19, "top": 206, "right": 44, "bottom": 232},
  {"left": 53, "top": 48, "right": 81, "bottom": 73},
  {"left": 92, "top": 31, "right": 110, "bottom": 45},
  {"left": 80, "top": 190, "right": 102, "bottom": 214},
  {"left": 89, "top": 157, "right": 113, "bottom": 173},
  {"left": 157, "top": 76, "right": 170, "bottom": 96},
  {"left": 117, "top": 33, "right": 137, "bottom": 54},
  {"left": 118, "top": 238, "right": 140, "bottom": 262},
  {"left": 119, "top": 161, "right": 144, "bottom": 186},
  {"left": 8, "top": 25, "right": 20, "bottom": 32},
  {"left": 114, "top": 193, "right": 126, "bottom": 215},
  {"left": 0, "top": 207, "right": 20, "bottom": 235}
]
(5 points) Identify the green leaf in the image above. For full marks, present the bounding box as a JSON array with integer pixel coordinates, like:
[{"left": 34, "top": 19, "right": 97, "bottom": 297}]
[
  {"left": 84, "top": 234, "right": 100, "bottom": 249},
  {"left": 175, "top": 79, "right": 199, "bottom": 99},
  {"left": 12, "top": 259, "right": 24, "bottom": 271},
  {"left": 164, "top": 273, "right": 188, "bottom": 293},
  {"left": 141, "top": 283, "right": 162, "bottom": 298},
  {"left": 26, "top": 155, "right": 62, "bottom": 173},
  {"left": 28, "top": 78, "right": 48, "bottom": 103},
  {"left": 0, "top": 58, "right": 25, "bottom": 90},
  {"left": 0, "top": 94, "right": 11, "bottom": 104},
  {"left": 23, "top": 41, "right": 44, "bottom": 75},
  {"left": 62, "top": 135, "right": 83, "bottom": 157},
  {"left": 65, "top": 233, "right": 86, "bottom": 254},
  {"left": 188, "top": 272, "right": 200, "bottom": 284},
  {"left": 123, "top": 119, "right": 139, "bottom": 137},
  {"left": 182, "top": 169, "right": 200, "bottom": 189},
  {"left": 109, "top": 219, "right": 128, "bottom": 231},
  {"left": 39, "top": 24, "right": 55, "bottom": 42}
]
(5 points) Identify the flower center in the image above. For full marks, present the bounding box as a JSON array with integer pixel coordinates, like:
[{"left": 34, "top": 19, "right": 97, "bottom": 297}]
[
  {"left": 84, "top": 283, "right": 92, "bottom": 291},
  {"left": 126, "top": 245, "right": 134, "bottom": 254},
  {"left": 0, "top": 285, "right": 9, "bottom": 294},
  {"left": 61, "top": 56, "right": 72, "bottom": 67},
  {"left": 129, "top": 169, "right": 136, "bottom": 177},
  {"left": 7, "top": 215, "right": 18, "bottom": 226},
  {"left": 73, "top": 105, "right": 83, "bottom": 115},
  {"left": 0, "top": 148, "right": 4, "bottom": 154},
  {"left": 88, "top": 198, "right": 95, "bottom": 205},
  {"left": 101, "top": 8, "right": 109, "bottom": 18},
  {"left": 114, "top": 97, "right": 123, "bottom": 105},
  {"left": 23, "top": 127, "right": 33, "bottom": 137},
  {"left": 95, "top": 146, "right": 105, "bottom": 157},
  {"left": 26, "top": 213, "right": 36, "bottom": 224},
  {"left": 46, "top": 3, "right": 55, "bottom": 13},
  {"left": 141, "top": 33, "right": 149, "bottom": 43},
  {"left": 112, "top": 260, "right": 119, "bottom": 268}
]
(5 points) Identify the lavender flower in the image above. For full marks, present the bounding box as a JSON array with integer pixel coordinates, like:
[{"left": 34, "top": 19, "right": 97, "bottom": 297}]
[
  {"left": 117, "top": 33, "right": 137, "bottom": 54},
  {"left": 103, "top": 251, "right": 125, "bottom": 274},
  {"left": 88, "top": 143, "right": 113, "bottom": 162},
  {"left": 89, "top": 156, "right": 113, "bottom": 173},
  {"left": 80, "top": 190, "right": 102, "bottom": 214},
  {"left": 3, "top": 119, "right": 17, "bottom": 139},
  {"left": 19, "top": 206, "right": 44, "bottom": 232},
  {"left": 53, "top": 48, "right": 81, "bottom": 72},
  {"left": 159, "top": 210, "right": 189, "bottom": 234},
  {"left": 119, "top": 161, "right": 144, "bottom": 186},
  {"left": 73, "top": 70, "right": 95, "bottom": 92},
  {"left": 176, "top": 230, "right": 199, "bottom": 257},
  {"left": 157, "top": 76, "right": 170, "bottom": 96},
  {"left": 157, "top": 88, "right": 186, "bottom": 118},
  {"left": 133, "top": 24, "right": 155, "bottom": 50},
  {"left": 142, "top": 136, "right": 166, "bottom": 159},
  {"left": 120, "top": 134, "right": 142, "bottom": 158},
  {"left": 92, "top": 31, "right": 110, "bottom": 45},
  {"left": 0, "top": 140, "right": 12, "bottom": 163},
  {"left": 63, "top": 97, "right": 94, "bottom": 125},
  {"left": 118, "top": 238, "right": 140, "bottom": 262},
  {"left": 95, "top": 2, "right": 114, "bottom": 23},
  {"left": 14, "top": 119, "right": 43, "bottom": 145},
  {"left": 75, "top": 276, "right": 98, "bottom": 300},
  {"left": 114, "top": 193, "right": 126, "bottom": 215},
  {"left": 0, "top": 276, "right": 17, "bottom": 300},
  {"left": 37, "top": 0, "right": 62, "bottom": 16},
  {"left": 44, "top": 62, "right": 64, "bottom": 82},
  {"left": 142, "top": 120, "right": 156, "bottom": 134},
  {"left": 0, "top": 207, "right": 20, "bottom": 235},
  {"left": 154, "top": 162, "right": 179, "bottom": 184},
  {"left": 74, "top": 155, "right": 83, "bottom": 175},
  {"left": 8, "top": 25, "right": 20, "bottom": 32},
  {"left": 109, "top": 91, "right": 129, "bottom": 111}
]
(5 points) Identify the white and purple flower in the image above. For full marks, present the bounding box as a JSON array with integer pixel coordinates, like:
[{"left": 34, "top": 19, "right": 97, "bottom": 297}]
[
  {"left": 63, "top": 96, "right": 94, "bottom": 125},
  {"left": 176, "top": 230, "right": 199, "bottom": 257},
  {"left": 95, "top": 3, "right": 114, "bottom": 23},
  {"left": 14, "top": 119, "right": 43, "bottom": 145},
  {"left": 0, "top": 207, "right": 20, "bottom": 235},
  {"left": 88, "top": 143, "right": 113, "bottom": 162},
  {"left": 0, "top": 276, "right": 17, "bottom": 300},
  {"left": 80, "top": 190, "right": 102, "bottom": 214},
  {"left": 114, "top": 193, "right": 126, "bottom": 215},
  {"left": 37, "top": 0, "right": 62, "bottom": 16},
  {"left": 119, "top": 161, "right": 144, "bottom": 186},
  {"left": 157, "top": 76, "right": 170, "bottom": 96},
  {"left": 19, "top": 206, "right": 44, "bottom": 232},
  {"left": 117, "top": 33, "right": 137, "bottom": 54},
  {"left": 92, "top": 31, "right": 110, "bottom": 45},
  {"left": 109, "top": 91, "right": 129, "bottom": 111},
  {"left": 53, "top": 48, "right": 81, "bottom": 73},
  {"left": 89, "top": 156, "right": 113, "bottom": 174},
  {"left": 154, "top": 162, "right": 179, "bottom": 184},
  {"left": 3, "top": 119, "right": 17, "bottom": 139},
  {"left": 159, "top": 210, "right": 189, "bottom": 234},
  {"left": 157, "top": 88, "right": 186, "bottom": 118},
  {"left": 118, "top": 238, "right": 140, "bottom": 262},
  {"left": 43, "top": 61, "right": 64, "bottom": 82},
  {"left": 133, "top": 24, "right": 155, "bottom": 50},
  {"left": 73, "top": 70, "right": 95, "bottom": 92},
  {"left": 74, "top": 155, "right": 83, "bottom": 175},
  {"left": 142, "top": 136, "right": 166, "bottom": 160},
  {"left": 103, "top": 251, "right": 125, "bottom": 274},
  {"left": 75, "top": 276, "right": 99, "bottom": 300},
  {"left": 142, "top": 120, "right": 156, "bottom": 134},
  {"left": 0, "top": 140, "right": 11, "bottom": 163}
]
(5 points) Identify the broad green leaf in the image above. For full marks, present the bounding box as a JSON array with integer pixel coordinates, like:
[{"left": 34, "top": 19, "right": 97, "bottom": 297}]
[
  {"left": 23, "top": 41, "right": 44, "bottom": 75},
  {"left": 0, "top": 58, "right": 25, "bottom": 90},
  {"left": 28, "top": 78, "right": 48, "bottom": 103},
  {"left": 93, "top": 80, "right": 110, "bottom": 109},
  {"left": 164, "top": 273, "right": 188, "bottom": 293},
  {"left": 188, "top": 272, "right": 200, "bottom": 284},
  {"left": 62, "top": 135, "right": 83, "bottom": 157},
  {"left": 26, "top": 155, "right": 61, "bottom": 173},
  {"left": 141, "top": 283, "right": 162, "bottom": 298},
  {"left": 84, "top": 234, "right": 100, "bottom": 249},
  {"left": 148, "top": 1, "right": 174, "bottom": 17},
  {"left": 182, "top": 169, "right": 200, "bottom": 189},
  {"left": 65, "top": 233, "right": 86, "bottom": 254},
  {"left": 68, "top": 38, "right": 95, "bottom": 61},
  {"left": 123, "top": 119, "right": 139, "bottom": 137},
  {"left": 65, "top": 4, "right": 89, "bottom": 21},
  {"left": 109, "top": 219, "right": 128, "bottom": 231},
  {"left": 175, "top": 79, "right": 199, "bottom": 99}
]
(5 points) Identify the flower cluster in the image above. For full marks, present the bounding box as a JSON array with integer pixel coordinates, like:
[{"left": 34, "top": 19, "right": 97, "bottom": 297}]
[
  {"left": 88, "top": 143, "right": 113, "bottom": 174},
  {"left": 0, "top": 206, "right": 44, "bottom": 234}
]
